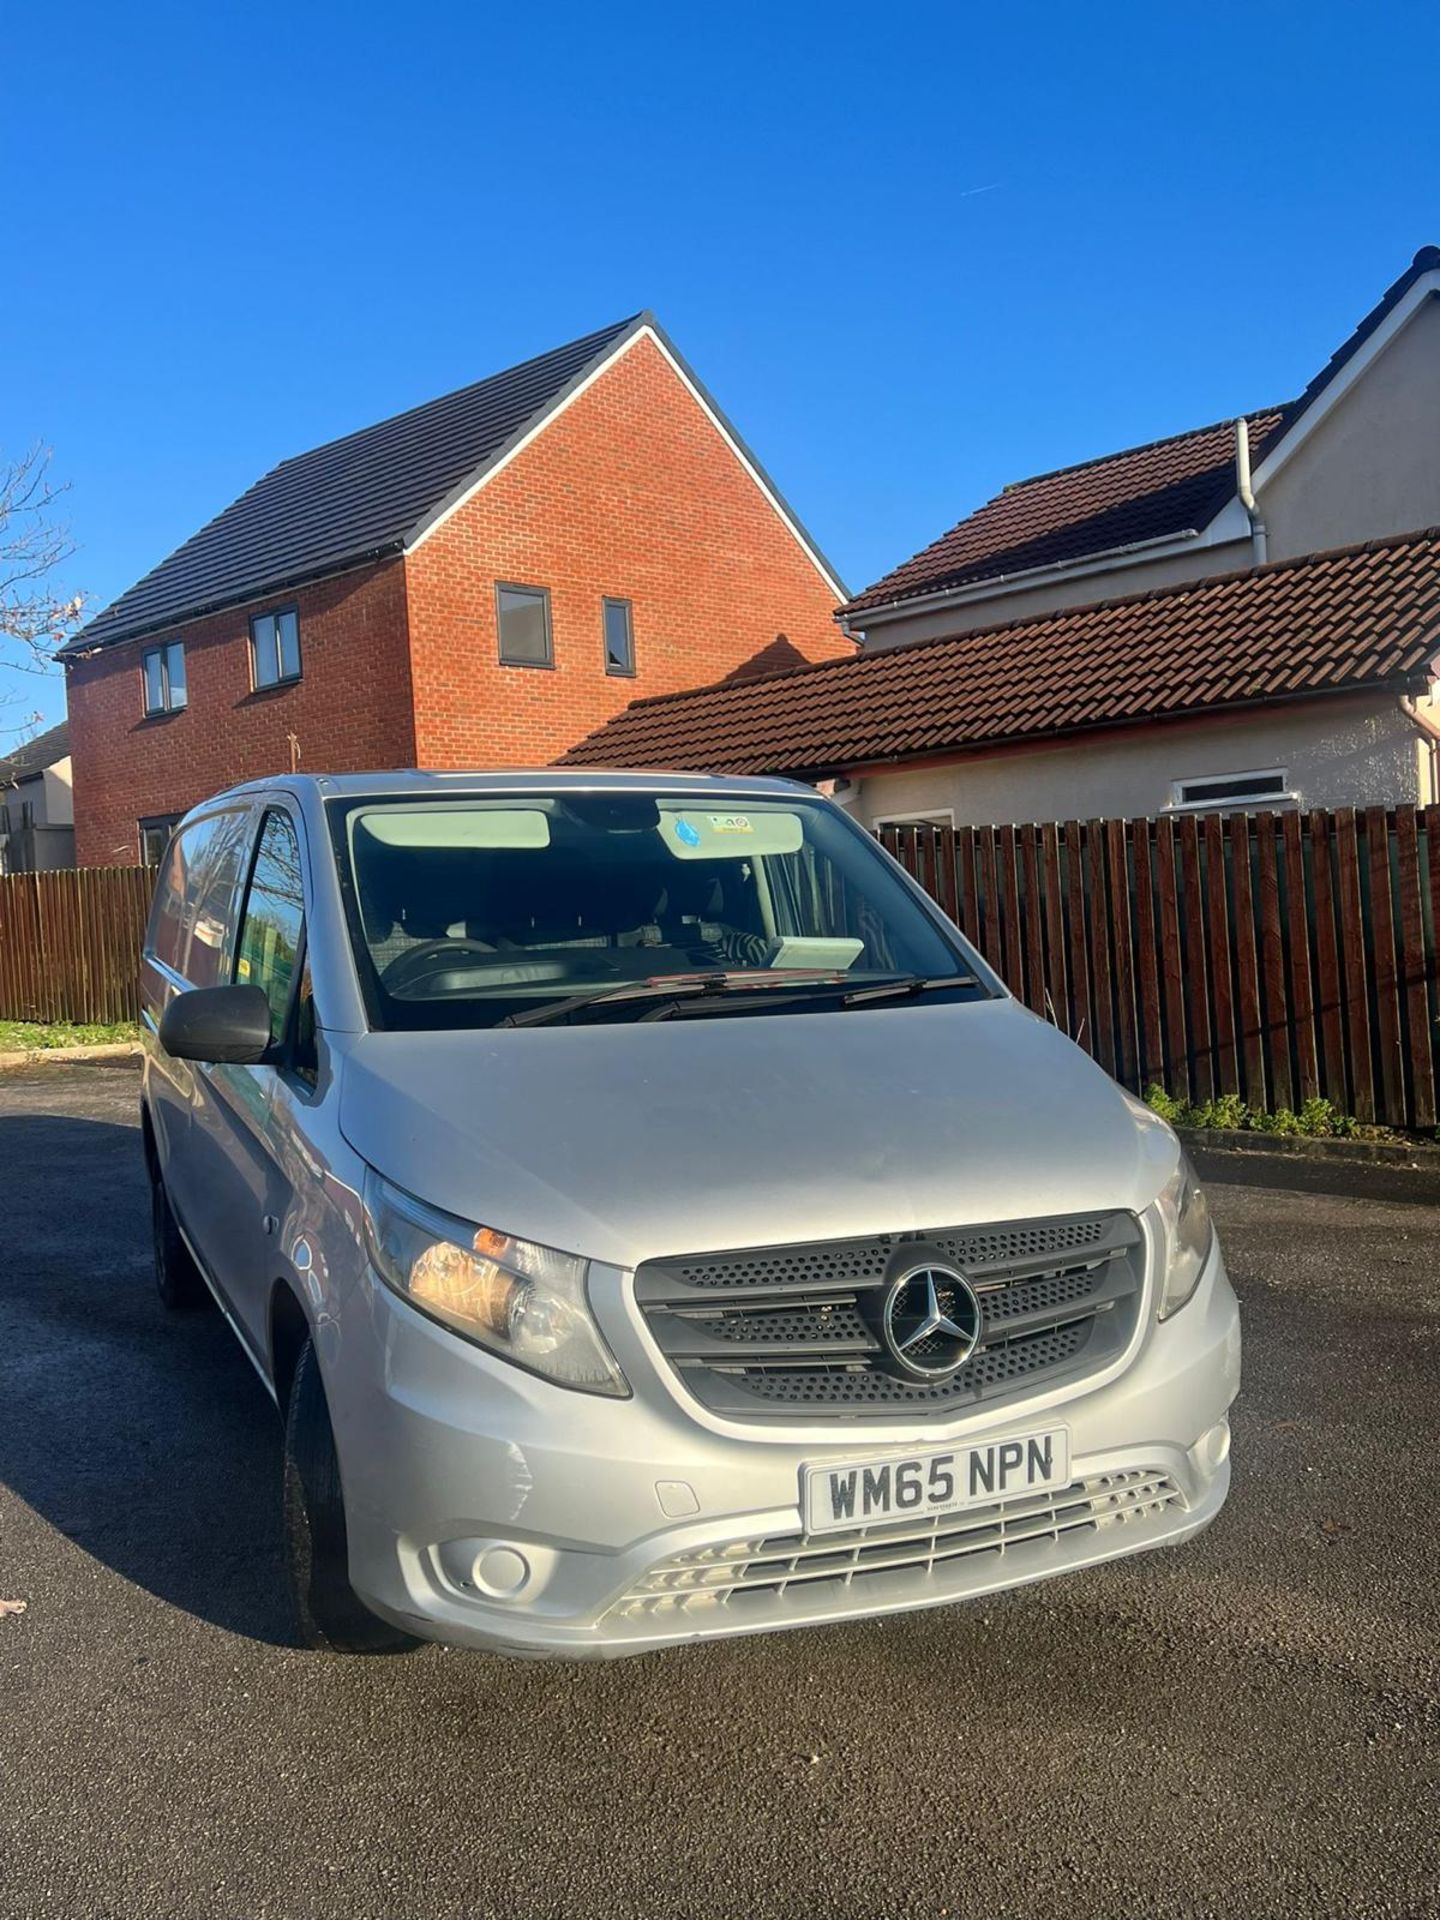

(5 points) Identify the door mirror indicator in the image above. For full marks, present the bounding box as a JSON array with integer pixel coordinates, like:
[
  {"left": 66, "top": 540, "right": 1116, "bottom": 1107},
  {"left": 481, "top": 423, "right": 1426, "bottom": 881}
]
[{"left": 159, "top": 984, "right": 274, "bottom": 1066}]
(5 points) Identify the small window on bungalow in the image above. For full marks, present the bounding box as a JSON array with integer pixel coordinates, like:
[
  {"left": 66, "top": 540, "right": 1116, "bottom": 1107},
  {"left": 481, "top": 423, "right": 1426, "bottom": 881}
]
[
  {"left": 1171, "top": 769, "right": 1290, "bottom": 811},
  {"left": 496, "top": 584, "right": 553, "bottom": 667},
  {"left": 142, "top": 641, "right": 187, "bottom": 715},
  {"left": 603, "top": 597, "right": 635, "bottom": 675},
  {"left": 250, "top": 608, "right": 302, "bottom": 689}
]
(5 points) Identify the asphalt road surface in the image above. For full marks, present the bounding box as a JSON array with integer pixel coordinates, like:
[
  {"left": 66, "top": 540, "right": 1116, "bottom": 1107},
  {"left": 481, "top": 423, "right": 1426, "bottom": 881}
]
[{"left": 2, "top": 1064, "right": 1437, "bottom": 1920}]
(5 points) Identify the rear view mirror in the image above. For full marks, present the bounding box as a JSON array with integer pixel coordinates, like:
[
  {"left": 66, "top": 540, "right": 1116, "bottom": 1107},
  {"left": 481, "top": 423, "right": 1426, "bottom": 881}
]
[{"left": 159, "top": 984, "right": 273, "bottom": 1066}]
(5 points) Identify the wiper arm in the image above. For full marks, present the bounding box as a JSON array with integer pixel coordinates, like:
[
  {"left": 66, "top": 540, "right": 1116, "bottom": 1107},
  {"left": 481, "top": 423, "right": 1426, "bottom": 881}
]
[
  {"left": 840, "top": 972, "right": 981, "bottom": 1005},
  {"left": 642, "top": 971, "right": 986, "bottom": 1022},
  {"left": 497, "top": 969, "right": 853, "bottom": 1029}
]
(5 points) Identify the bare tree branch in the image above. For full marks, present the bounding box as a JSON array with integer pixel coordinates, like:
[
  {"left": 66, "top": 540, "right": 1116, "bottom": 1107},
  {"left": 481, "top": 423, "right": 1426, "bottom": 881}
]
[{"left": 1, "top": 445, "right": 87, "bottom": 675}]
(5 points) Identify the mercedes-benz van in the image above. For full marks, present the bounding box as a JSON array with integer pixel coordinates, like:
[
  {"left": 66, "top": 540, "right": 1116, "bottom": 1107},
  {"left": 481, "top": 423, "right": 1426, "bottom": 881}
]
[{"left": 140, "top": 771, "right": 1240, "bottom": 1657}]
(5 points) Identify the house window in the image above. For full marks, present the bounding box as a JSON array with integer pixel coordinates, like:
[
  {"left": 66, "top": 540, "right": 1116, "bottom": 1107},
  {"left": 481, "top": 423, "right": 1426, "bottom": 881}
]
[
  {"left": 603, "top": 597, "right": 635, "bottom": 676},
  {"left": 1170, "top": 769, "right": 1291, "bottom": 812},
  {"left": 139, "top": 813, "right": 182, "bottom": 867},
  {"left": 496, "top": 584, "right": 553, "bottom": 668},
  {"left": 250, "top": 607, "right": 302, "bottom": 689},
  {"left": 142, "top": 642, "right": 187, "bottom": 715},
  {"left": 873, "top": 809, "right": 957, "bottom": 829}
]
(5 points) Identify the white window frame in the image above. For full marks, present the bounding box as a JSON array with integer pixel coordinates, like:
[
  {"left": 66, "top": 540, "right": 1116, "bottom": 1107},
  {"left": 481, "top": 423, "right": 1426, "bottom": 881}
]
[
  {"left": 1166, "top": 768, "right": 1295, "bottom": 814},
  {"left": 872, "top": 808, "right": 957, "bottom": 829}
]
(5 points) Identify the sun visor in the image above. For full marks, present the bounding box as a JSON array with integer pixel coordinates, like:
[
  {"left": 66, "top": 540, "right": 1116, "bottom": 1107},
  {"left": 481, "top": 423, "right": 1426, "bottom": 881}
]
[
  {"left": 658, "top": 807, "right": 804, "bottom": 860},
  {"left": 353, "top": 807, "right": 553, "bottom": 851}
]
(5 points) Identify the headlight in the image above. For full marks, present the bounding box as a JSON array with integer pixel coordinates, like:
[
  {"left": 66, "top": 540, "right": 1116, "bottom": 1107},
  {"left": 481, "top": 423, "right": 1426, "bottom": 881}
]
[
  {"left": 362, "top": 1169, "right": 628, "bottom": 1396},
  {"left": 1153, "top": 1151, "right": 1214, "bottom": 1320}
]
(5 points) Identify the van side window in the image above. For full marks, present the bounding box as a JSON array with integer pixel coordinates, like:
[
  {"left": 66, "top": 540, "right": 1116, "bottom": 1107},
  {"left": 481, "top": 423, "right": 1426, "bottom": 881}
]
[
  {"left": 145, "top": 809, "right": 252, "bottom": 985},
  {"left": 235, "top": 811, "right": 306, "bottom": 1042}
]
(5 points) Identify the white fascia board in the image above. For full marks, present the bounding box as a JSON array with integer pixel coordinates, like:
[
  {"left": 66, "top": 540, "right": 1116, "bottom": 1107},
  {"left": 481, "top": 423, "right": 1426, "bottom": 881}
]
[
  {"left": 405, "top": 326, "right": 649, "bottom": 554},
  {"left": 848, "top": 526, "right": 1236, "bottom": 632},
  {"left": 1231, "top": 273, "right": 1440, "bottom": 503},
  {"left": 640, "top": 329, "right": 849, "bottom": 602},
  {"left": 405, "top": 323, "right": 848, "bottom": 602}
]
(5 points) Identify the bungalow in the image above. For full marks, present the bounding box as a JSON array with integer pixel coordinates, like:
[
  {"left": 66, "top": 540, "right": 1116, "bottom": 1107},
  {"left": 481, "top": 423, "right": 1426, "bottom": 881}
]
[{"left": 559, "top": 528, "right": 1440, "bottom": 821}]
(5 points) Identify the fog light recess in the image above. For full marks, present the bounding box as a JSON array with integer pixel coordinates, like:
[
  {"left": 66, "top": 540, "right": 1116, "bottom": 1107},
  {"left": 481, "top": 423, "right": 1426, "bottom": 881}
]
[{"left": 471, "top": 1545, "right": 531, "bottom": 1600}]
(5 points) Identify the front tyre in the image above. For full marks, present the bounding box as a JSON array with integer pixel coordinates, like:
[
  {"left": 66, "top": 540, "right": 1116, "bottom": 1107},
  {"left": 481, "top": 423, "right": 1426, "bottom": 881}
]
[{"left": 282, "top": 1339, "right": 420, "bottom": 1656}]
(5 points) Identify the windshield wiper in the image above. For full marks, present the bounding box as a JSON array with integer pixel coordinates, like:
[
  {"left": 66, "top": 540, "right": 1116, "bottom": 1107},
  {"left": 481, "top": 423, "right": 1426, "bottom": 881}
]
[
  {"left": 496, "top": 969, "right": 853, "bottom": 1029},
  {"left": 636, "top": 971, "right": 986, "bottom": 1022},
  {"left": 839, "top": 972, "right": 981, "bottom": 1005}
]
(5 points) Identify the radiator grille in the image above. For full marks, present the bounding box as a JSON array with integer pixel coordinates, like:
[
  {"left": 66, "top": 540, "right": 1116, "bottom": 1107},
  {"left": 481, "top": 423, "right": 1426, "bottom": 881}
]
[{"left": 634, "top": 1210, "right": 1145, "bottom": 1421}]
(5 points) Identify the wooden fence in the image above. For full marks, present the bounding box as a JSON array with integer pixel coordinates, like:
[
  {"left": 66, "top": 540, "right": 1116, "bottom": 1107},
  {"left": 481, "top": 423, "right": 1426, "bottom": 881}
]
[
  {"left": 881, "top": 805, "right": 1440, "bottom": 1131},
  {"left": 0, "top": 867, "right": 154, "bottom": 1025},
  {"left": 2, "top": 808, "right": 1438, "bottom": 1128}
]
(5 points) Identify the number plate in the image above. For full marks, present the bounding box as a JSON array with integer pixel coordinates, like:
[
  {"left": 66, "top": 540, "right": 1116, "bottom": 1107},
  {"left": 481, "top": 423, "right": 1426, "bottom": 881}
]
[{"left": 802, "top": 1428, "right": 1071, "bottom": 1536}]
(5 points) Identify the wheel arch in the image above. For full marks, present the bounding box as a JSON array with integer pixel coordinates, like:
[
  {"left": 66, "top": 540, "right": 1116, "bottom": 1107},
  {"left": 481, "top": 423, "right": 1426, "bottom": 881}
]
[
  {"left": 269, "top": 1279, "right": 312, "bottom": 1410},
  {"left": 140, "top": 1099, "right": 160, "bottom": 1184}
]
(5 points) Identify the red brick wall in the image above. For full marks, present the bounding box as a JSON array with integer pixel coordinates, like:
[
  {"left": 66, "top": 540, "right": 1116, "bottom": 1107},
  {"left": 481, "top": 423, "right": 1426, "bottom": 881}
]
[
  {"left": 66, "top": 561, "right": 414, "bottom": 865},
  {"left": 404, "top": 331, "right": 853, "bottom": 768}
]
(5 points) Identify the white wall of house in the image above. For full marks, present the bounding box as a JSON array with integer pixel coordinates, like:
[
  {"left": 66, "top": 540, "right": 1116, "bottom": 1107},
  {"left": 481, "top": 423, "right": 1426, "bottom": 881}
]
[
  {"left": 24, "top": 757, "right": 75, "bottom": 827},
  {"left": 847, "top": 694, "right": 1435, "bottom": 830},
  {"left": 1264, "top": 293, "right": 1440, "bottom": 560}
]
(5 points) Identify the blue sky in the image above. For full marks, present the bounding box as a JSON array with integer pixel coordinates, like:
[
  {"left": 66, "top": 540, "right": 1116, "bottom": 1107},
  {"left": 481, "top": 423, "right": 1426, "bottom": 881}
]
[{"left": 5, "top": 0, "right": 1439, "bottom": 733}]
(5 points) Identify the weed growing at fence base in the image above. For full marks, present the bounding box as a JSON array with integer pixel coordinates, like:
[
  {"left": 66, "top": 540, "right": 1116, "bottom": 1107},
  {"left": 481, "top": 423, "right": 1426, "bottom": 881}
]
[
  {"left": 1143, "top": 1084, "right": 1391, "bottom": 1140},
  {"left": 0, "top": 1020, "right": 139, "bottom": 1052}
]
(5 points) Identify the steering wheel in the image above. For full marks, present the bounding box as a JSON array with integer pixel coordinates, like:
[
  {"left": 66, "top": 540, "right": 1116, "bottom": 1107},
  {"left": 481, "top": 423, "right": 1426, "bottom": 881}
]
[{"left": 380, "top": 937, "right": 499, "bottom": 994}]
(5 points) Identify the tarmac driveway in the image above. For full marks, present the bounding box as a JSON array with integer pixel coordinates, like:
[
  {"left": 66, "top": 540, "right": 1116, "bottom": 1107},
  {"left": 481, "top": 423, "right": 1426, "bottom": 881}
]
[{"left": 1, "top": 1063, "right": 1437, "bottom": 1920}]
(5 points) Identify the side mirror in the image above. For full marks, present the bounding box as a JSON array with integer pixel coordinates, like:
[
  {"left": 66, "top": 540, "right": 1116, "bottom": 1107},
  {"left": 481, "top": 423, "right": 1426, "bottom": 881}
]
[{"left": 159, "top": 984, "right": 274, "bottom": 1066}]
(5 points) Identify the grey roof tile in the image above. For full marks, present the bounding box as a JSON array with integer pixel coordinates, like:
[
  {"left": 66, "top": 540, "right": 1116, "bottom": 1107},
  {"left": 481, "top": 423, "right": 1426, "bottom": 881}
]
[{"left": 67, "top": 316, "right": 646, "bottom": 653}]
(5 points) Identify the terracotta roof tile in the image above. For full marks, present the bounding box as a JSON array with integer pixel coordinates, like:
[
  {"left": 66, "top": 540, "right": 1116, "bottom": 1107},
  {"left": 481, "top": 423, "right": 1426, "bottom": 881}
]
[
  {"left": 845, "top": 246, "right": 1440, "bottom": 618},
  {"left": 560, "top": 530, "right": 1440, "bottom": 777},
  {"left": 842, "top": 409, "right": 1287, "bottom": 615}
]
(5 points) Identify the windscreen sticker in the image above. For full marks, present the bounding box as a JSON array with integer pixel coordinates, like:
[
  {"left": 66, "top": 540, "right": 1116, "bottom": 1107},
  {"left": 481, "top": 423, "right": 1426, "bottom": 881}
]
[
  {"left": 706, "top": 814, "right": 753, "bottom": 834},
  {"left": 675, "top": 819, "right": 702, "bottom": 847}
]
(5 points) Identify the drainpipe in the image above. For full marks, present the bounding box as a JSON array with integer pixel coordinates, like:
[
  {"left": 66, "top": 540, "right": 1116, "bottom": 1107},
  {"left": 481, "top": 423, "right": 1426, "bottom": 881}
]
[
  {"left": 1235, "top": 418, "right": 1268, "bottom": 566},
  {"left": 1399, "top": 692, "right": 1440, "bottom": 804}
]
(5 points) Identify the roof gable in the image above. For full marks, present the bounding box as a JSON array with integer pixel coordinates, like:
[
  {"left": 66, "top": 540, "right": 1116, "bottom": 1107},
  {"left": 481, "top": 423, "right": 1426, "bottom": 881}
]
[
  {"left": 846, "top": 246, "right": 1440, "bottom": 620},
  {"left": 67, "top": 313, "right": 849, "bottom": 656},
  {"left": 563, "top": 528, "right": 1440, "bottom": 776},
  {"left": 66, "top": 317, "right": 646, "bottom": 653}
]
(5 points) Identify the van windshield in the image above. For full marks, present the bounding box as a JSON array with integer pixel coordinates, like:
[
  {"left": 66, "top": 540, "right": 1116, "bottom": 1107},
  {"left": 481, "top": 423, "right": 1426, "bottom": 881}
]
[{"left": 328, "top": 791, "right": 991, "bottom": 1031}]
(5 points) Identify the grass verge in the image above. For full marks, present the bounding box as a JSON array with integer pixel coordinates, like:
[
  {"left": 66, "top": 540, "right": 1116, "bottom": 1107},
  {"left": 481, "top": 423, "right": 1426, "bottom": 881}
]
[
  {"left": 0, "top": 1019, "right": 140, "bottom": 1052},
  {"left": 1143, "top": 1083, "right": 1407, "bottom": 1142}
]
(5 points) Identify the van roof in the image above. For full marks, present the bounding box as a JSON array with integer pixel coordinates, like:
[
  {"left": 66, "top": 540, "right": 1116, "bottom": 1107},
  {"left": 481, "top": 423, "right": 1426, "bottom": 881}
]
[{"left": 205, "top": 768, "right": 819, "bottom": 804}]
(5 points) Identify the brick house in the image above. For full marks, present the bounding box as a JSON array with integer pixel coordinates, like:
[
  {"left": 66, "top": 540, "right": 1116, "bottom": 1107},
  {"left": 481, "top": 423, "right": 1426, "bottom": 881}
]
[{"left": 62, "top": 315, "right": 852, "bottom": 864}]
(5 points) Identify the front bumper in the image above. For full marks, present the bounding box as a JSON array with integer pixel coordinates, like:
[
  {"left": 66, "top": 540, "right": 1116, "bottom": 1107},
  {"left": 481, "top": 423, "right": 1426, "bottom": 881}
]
[{"left": 331, "top": 1242, "right": 1241, "bottom": 1659}]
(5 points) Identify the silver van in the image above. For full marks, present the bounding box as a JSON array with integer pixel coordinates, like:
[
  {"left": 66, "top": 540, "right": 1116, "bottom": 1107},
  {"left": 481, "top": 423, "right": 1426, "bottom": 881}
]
[{"left": 141, "top": 771, "right": 1240, "bottom": 1657}]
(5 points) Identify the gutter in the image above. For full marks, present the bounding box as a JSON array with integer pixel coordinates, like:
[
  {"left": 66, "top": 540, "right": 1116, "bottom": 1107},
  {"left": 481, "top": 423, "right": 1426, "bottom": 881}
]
[
  {"left": 802, "top": 674, "right": 1435, "bottom": 785},
  {"left": 56, "top": 541, "right": 406, "bottom": 664},
  {"left": 838, "top": 529, "right": 1202, "bottom": 636}
]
